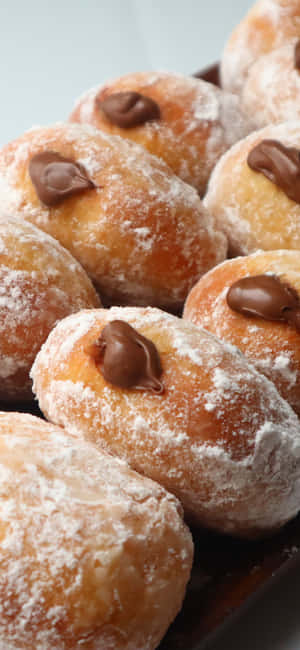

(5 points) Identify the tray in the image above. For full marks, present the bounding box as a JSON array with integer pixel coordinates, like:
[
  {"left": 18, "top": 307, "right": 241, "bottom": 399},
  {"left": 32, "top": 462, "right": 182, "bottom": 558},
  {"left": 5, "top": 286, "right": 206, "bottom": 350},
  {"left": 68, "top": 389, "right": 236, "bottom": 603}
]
[
  {"left": 3, "top": 401, "right": 300, "bottom": 650},
  {"left": 159, "top": 517, "right": 300, "bottom": 649}
]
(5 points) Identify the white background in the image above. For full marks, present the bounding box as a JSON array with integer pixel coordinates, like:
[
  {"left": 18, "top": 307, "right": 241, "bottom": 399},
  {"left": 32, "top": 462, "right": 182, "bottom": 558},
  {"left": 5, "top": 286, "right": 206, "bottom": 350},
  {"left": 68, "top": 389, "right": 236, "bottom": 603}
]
[{"left": 1, "top": 1, "right": 300, "bottom": 649}]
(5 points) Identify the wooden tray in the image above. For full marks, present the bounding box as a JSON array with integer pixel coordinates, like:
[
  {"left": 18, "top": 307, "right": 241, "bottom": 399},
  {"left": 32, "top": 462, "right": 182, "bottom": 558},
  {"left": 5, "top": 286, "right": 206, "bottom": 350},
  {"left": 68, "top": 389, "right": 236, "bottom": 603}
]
[{"left": 3, "top": 401, "right": 300, "bottom": 650}]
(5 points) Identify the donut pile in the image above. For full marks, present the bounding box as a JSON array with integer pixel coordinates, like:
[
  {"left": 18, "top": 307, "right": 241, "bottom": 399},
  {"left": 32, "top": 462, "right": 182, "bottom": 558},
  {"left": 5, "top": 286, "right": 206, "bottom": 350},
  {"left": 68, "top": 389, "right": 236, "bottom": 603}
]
[{"left": 3, "top": 1, "right": 300, "bottom": 646}]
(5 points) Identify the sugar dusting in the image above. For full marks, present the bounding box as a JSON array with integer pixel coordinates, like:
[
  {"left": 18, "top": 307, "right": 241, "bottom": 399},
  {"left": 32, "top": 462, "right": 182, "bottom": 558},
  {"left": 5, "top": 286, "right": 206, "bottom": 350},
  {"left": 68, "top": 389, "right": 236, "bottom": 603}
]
[
  {"left": 32, "top": 306, "right": 300, "bottom": 536},
  {"left": 70, "top": 71, "right": 251, "bottom": 194},
  {"left": 221, "top": 0, "right": 300, "bottom": 94},
  {"left": 0, "top": 215, "right": 99, "bottom": 400},
  {"left": 0, "top": 122, "right": 227, "bottom": 309},
  {"left": 242, "top": 41, "right": 300, "bottom": 128},
  {"left": 0, "top": 411, "right": 193, "bottom": 649},
  {"left": 184, "top": 250, "right": 300, "bottom": 415},
  {"left": 204, "top": 121, "right": 300, "bottom": 256}
]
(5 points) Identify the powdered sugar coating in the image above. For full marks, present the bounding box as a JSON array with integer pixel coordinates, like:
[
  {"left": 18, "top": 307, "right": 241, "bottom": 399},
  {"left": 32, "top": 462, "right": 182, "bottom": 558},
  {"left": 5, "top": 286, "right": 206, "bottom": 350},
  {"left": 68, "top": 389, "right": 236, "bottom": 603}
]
[
  {"left": 204, "top": 121, "right": 300, "bottom": 255},
  {"left": 221, "top": 0, "right": 300, "bottom": 95},
  {"left": 70, "top": 71, "right": 251, "bottom": 195},
  {"left": 184, "top": 250, "right": 300, "bottom": 416},
  {"left": 32, "top": 306, "right": 300, "bottom": 538},
  {"left": 0, "top": 215, "right": 100, "bottom": 401},
  {"left": 0, "top": 411, "right": 193, "bottom": 649},
  {"left": 0, "top": 122, "right": 227, "bottom": 310},
  {"left": 242, "top": 41, "right": 300, "bottom": 128}
]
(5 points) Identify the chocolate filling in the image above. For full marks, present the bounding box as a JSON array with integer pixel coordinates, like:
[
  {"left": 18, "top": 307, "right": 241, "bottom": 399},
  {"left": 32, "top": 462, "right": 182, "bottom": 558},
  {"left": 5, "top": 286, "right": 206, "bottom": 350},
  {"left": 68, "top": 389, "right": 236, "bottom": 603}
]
[
  {"left": 97, "top": 91, "right": 161, "bottom": 128},
  {"left": 193, "top": 62, "right": 220, "bottom": 87},
  {"left": 29, "top": 151, "right": 96, "bottom": 206},
  {"left": 227, "top": 274, "right": 300, "bottom": 330},
  {"left": 247, "top": 139, "right": 300, "bottom": 205},
  {"left": 295, "top": 40, "right": 300, "bottom": 70},
  {"left": 89, "top": 320, "right": 164, "bottom": 393}
]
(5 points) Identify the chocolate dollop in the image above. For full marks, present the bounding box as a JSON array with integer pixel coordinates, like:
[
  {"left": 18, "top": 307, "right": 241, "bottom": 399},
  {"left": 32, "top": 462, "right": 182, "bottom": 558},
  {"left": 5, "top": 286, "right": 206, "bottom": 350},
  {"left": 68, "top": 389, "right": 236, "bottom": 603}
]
[
  {"left": 97, "top": 91, "right": 161, "bottom": 128},
  {"left": 227, "top": 274, "right": 300, "bottom": 330},
  {"left": 247, "top": 139, "right": 300, "bottom": 204},
  {"left": 29, "top": 151, "right": 96, "bottom": 206},
  {"left": 90, "top": 320, "right": 164, "bottom": 393},
  {"left": 295, "top": 40, "right": 300, "bottom": 70},
  {"left": 193, "top": 62, "right": 220, "bottom": 87}
]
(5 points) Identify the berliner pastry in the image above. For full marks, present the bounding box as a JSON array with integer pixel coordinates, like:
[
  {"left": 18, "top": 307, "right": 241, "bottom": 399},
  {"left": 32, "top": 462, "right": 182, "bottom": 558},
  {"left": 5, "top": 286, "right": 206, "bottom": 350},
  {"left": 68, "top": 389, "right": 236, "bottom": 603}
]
[
  {"left": 69, "top": 71, "right": 250, "bottom": 195},
  {"left": 221, "top": 0, "right": 300, "bottom": 95},
  {"left": 0, "top": 214, "right": 100, "bottom": 402},
  {"left": 0, "top": 122, "right": 227, "bottom": 311},
  {"left": 184, "top": 250, "right": 300, "bottom": 416},
  {"left": 242, "top": 40, "right": 300, "bottom": 129},
  {"left": 31, "top": 306, "right": 300, "bottom": 539},
  {"left": 0, "top": 411, "right": 193, "bottom": 650},
  {"left": 204, "top": 121, "right": 300, "bottom": 256}
]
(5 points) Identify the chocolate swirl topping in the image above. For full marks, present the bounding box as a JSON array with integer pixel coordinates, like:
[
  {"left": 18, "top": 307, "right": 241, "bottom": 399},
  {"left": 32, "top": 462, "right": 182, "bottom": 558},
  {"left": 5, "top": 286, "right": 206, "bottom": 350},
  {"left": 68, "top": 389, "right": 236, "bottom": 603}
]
[
  {"left": 295, "top": 40, "right": 300, "bottom": 70},
  {"left": 247, "top": 139, "right": 300, "bottom": 204},
  {"left": 193, "top": 62, "right": 220, "bottom": 87},
  {"left": 97, "top": 91, "right": 161, "bottom": 128},
  {"left": 90, "top": 320, "right": 164, "bottom": 393},
  {"left": 227, "top": 274, "right": 300, "bottom": 330},
  {"left": 29, "top": 151, "right": 96, "bottom": 207}
]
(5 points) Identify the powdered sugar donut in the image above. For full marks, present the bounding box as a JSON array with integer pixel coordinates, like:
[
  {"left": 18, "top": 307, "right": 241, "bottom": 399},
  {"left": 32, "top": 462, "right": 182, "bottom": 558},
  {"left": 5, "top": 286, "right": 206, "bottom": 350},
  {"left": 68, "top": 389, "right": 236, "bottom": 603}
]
[
  {"left": 204, "top": 122, "right": 300, "bottom": 256},
  {"left": 69, "top": 71, "right": 251, "bottom": 196},
  {"left": 221, "top": 0, "right": 300, "bottom": 95},
  {"left": 242, "top": 40, "right": 300, "bottom": 128},
  {"left": 32, "top": 306, "right": 300, "bottom": 539},
  {"left": 0, "top": 215, "right": 100, "bottom": 402},
  {"left": 0, "top": 123, "right": 227, "bottom": 311},
  {"left": 184, "top": 250, "right": 300, "bottom": 416},
  {"left": 0, "top": 411, "right": 193, "bottom": 649}
]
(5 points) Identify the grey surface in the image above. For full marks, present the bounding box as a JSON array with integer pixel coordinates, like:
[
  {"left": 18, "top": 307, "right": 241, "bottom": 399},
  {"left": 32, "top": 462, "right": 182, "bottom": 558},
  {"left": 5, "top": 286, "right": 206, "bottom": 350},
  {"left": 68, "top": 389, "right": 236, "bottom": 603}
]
[
  {"left": 207, "top": 557, "right": 300, "bottom": 650},
  {"left": 2, "top": 1, "right": 300, "bottom": 649},
  {"left": 0, "top": 0, "right": 252, "bottom": 145}
]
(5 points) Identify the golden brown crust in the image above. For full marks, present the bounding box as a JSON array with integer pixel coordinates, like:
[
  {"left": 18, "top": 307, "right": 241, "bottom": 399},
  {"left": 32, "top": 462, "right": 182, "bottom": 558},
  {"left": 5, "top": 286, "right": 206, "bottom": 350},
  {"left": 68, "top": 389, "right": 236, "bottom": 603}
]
[
  {"left": 0, "top": 411, "right": 193, "bottom": 649},
  {"left": 32, "top": 306, "right": 300, "bottom": 539},
  {"left": 221, "top": 0, "right": 300, "bottom": 94},
  {"left": 70, "top": 71, "right": 250, "bottom": 195},
  {"left": 0, "top": 215, "right": 100, "bottom": 401},
  {"left": 204, "top": 122, "right": 300, "bottom": 256},
  {"left": 0, "top": 122, "right": 227, "bottom": 311},
  {"left": 184, "top": 250, "right": 300, "bottom": 416}
]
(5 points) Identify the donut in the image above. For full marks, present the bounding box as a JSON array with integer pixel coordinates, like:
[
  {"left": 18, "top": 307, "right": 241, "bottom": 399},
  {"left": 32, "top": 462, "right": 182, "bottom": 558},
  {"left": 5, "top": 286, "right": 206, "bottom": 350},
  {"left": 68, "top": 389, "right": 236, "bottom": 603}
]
[
  {"left": 242, "top": 40, "right": 300, "bottom": 128},
  {"left": 69, "top": 71, "right": 251, "bottom": 196},
  {"left": 31, "top": 306, "right": 300, "bottom": 539},
  {"left": 204, "top": 121, "right": 300, "bottom": 256},
  {"left": 183, "top": 250, "right": 300, "bottom": 416},
  {"left": 0, "top": 122, "right": 227, "bottom": 311},
  {"left": 221, "top": 0, "right": 300, "bottom": 95},
  {"left": 0, "top": 411, "right": 193, "bottom": 649},
  {"left": 0, "top": 214, "right": 100, "bottom": 402}
]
